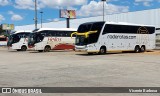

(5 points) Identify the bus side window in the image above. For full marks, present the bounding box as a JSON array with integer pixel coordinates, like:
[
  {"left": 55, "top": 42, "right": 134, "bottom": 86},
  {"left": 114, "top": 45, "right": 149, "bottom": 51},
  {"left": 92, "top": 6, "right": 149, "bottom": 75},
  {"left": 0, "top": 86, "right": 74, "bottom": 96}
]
[
  {"left": 59, "top": 31, "right": 64, "bottom": 37},
  {"left": 67, "top": 31, "right": 70, "bottom": 37},
  {"left": 40, "top": 30, "right": 48, "bottom": 37},
  {"left": 62, "top": 31, "right": 66, "bottom": 37},
  {"left": 49, "top": 31, "right": 55, "bottom": 36},
  {"left": 48, "top": 31, "right": 52, "bottom": 36},
  {"left": 65, "top": 31, "right": 71, "bottom": 37},
  {"left": 55, "top": 31, "right": 60, "bottom": 37},
  {"left": 24, "top": 33, "right": 30, "bottom": 38},
  {"left": 102, "top": 24, "right": 114, "bottom": 34},
  {"left": 53, "top": 31, "right": 56, "bottom": 36},
  {"left": 102, "top": 24, "right": 108, "bottom": 35},
  {"left": 67, "top": 31, "right": 74, "bottom": 37},
  {"left": 147, "top": 27, "right": 155, "bottom": 34}
]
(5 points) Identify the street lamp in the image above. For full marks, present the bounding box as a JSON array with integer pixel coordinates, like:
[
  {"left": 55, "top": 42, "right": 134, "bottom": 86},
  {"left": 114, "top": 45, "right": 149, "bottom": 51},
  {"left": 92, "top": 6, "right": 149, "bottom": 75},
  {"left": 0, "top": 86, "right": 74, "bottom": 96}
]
[
  {"left": 40, "top": 11, "right": 43, "bottom": 28},
  {"left": 101, "top": 0, "right": 106, "bottom": 21}
]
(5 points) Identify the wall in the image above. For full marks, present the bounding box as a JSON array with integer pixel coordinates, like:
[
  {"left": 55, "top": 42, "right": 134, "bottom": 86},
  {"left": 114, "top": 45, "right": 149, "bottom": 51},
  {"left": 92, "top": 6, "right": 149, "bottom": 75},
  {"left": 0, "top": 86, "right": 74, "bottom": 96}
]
[{"left": 15, "top": 8, "right": 160, "bottom": 31}]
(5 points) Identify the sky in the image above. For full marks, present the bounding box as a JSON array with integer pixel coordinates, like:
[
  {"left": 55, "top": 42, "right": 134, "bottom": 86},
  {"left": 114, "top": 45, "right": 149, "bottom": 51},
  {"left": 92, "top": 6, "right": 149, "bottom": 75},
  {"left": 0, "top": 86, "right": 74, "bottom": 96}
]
[{"left": 0, "top": 0, "right": 160, "bottom": 26}]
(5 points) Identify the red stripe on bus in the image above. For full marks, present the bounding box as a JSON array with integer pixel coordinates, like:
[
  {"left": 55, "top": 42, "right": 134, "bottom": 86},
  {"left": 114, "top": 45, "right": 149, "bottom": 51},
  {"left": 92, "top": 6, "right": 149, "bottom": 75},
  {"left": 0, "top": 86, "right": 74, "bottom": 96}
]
[
  {"left": 53, "top": 44, "right": 75, "bottom": 50},
  {"left": 28, "top": 45, "right": 34, "bottom": 48}
]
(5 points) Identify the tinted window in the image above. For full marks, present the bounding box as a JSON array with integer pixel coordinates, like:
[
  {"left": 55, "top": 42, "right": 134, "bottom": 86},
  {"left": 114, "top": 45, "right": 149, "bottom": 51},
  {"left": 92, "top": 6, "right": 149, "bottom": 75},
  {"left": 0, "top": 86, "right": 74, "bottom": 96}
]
[
  {"left": 103, "top": 24, "right": 155, "bottom": 34},
  {"left": 16, "top": 32, "right": 31, "bottom": 38},
  {"left": 78, "top": 24, "right": 92, "bottom": 33},
  {"left": 88, "top": 22, "right": 105, "bottom": 43},
  {"left": 47, "top": 30, "right": 75, "bottom": 37},
  {"left": 39, "top": 31, "right": 48, "bottom": 37},
  {"left": 0, "top": 38, "right": 7, "bottom": 41},
  {"left": 147, "top": 27, "right": 155, "bottom": 34}
]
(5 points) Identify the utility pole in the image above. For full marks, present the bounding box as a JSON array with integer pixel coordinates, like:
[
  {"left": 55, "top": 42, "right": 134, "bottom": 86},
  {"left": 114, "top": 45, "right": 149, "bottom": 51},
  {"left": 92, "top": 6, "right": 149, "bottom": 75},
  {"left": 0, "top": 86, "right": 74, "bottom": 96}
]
[
  {"left": 35, "top": 0, "right": 38, "bottom": 29},
  {"left": 40, "top": 11, "right": 43, "bottom": 28},
  {"left": 66, "top": 18, "right": 70, "bottom": 28},
  {"left": 101, "top": 0, "right": 106, "bottom": 21}
]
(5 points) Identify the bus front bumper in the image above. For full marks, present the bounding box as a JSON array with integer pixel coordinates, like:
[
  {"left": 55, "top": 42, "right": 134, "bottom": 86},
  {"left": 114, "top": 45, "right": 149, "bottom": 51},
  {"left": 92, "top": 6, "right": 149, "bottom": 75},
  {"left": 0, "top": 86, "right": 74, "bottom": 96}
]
[
  {"left": 75, "top": 45, "right": 88, "bottom": 52},
  {"left": 75, "top": 45, "right": 99, "bottom": 53}
]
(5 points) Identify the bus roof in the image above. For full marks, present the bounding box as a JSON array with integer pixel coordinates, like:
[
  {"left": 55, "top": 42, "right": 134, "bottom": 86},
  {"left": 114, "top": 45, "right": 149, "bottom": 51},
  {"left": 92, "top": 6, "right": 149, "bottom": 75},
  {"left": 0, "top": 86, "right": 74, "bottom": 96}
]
[
  {"left": 35, "top": 28, "right": 77, "bottom": 32},
  {"left": 81, "top": 21, "right": 155, "bottom": 27},
  {"left": 105, "top": 21, "right": 155, "bottom": 27},
  {"left": 14, "top": 30, "right": 32, "bottom": 34}
]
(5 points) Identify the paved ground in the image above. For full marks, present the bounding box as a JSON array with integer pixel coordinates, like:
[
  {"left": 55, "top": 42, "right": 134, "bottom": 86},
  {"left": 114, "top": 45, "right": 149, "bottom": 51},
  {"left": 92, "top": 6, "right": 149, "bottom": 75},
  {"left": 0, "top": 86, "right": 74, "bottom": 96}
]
[{"left": 0, "top": 47, "right": 160, "bottom": 96}]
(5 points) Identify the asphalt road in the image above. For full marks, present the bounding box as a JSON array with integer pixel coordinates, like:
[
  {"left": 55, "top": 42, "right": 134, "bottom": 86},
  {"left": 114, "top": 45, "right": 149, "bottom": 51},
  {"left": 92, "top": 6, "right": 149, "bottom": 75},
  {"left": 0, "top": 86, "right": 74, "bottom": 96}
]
[{"left": 0, "top": 47, "right": 160, "bottom": 96}]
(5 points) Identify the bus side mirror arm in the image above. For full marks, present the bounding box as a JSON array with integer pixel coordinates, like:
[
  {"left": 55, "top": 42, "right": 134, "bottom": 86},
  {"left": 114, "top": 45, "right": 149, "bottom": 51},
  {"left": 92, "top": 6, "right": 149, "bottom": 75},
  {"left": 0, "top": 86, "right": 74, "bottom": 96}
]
[{"left": 71, "top": 32, "right": 78, "bottom": 38}]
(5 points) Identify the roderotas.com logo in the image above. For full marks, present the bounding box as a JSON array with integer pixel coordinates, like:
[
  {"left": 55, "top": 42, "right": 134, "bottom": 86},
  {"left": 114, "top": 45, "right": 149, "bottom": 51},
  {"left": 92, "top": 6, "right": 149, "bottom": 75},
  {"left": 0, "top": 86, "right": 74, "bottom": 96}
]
[{"left": 107, "top": 35, "right": 136, "bottom": 39}]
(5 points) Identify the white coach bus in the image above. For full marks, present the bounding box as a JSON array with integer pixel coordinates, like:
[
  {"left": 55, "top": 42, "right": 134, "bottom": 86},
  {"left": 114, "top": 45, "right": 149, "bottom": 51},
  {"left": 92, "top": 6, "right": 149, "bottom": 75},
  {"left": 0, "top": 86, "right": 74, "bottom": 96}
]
[
  {"left": 7, "top": 30, "right": 32, "bottom": 51},
  {"left": 72, "top": 21, "right": 155, "bottom": 54},
  {"left": 28, "top": 28, "right": 76, "bottom": 52}
]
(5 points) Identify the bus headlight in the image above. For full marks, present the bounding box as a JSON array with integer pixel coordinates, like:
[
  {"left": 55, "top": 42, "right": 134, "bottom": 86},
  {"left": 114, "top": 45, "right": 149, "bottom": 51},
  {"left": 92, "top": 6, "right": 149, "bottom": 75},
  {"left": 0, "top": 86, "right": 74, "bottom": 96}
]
[{"left": 87, "top": 45, "right": 92, "bottom": 48}]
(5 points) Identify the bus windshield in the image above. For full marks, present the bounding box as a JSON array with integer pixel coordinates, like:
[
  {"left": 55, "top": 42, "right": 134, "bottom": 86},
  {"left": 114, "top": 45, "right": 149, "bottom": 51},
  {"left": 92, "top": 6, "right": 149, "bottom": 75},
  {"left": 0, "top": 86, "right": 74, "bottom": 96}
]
[
  {"left": 28, "top": 32, "right": 44, "bottom": 47},
  {"left": 7, "top": 34, "right": 20, "bottom": 46},
  {"left": 76, "top": 21, "right": 105, "bottom": 45}
]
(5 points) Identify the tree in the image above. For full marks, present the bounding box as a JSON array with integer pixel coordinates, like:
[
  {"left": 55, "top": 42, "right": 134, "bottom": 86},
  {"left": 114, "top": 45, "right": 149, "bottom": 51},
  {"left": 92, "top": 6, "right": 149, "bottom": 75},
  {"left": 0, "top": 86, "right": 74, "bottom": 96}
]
[{"left": 0, "top": 25, "right": 9, "bottom": 37}]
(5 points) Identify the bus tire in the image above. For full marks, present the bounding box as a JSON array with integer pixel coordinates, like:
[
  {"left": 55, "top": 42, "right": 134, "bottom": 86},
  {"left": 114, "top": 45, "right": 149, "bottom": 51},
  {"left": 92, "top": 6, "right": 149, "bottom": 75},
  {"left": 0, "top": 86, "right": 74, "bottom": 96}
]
[
  {"left": 44, "top": 46, "right": 51, "bottom": 52},
  {"left": 38, "top": 50, "right": 43, "bottom": 52},
  {"left": 21, "top": 46, "right": 27, "bottom": 51},
  {"left": 134, "top": 45, "right": 140, "bottom": 53},
  {"left": 99, "top": 46, "right": 106, "bottom": 55},
  {"left": 140, "top": 45, "right": 146, "bottom": 52}
]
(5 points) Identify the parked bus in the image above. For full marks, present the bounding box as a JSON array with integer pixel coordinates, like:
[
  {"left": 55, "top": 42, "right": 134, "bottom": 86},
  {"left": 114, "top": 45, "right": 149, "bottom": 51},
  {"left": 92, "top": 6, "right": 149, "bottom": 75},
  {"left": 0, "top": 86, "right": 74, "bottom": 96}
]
[
  {"left": 28, "top": 28, "right": 76, "bottom": 52},
  {"left": 0, "top": 35, "right": 7, "bottom": 46},
  {"left": 71, "top": 21, "right": 155, "bottom": 54},
  {"left": 7, "top": 30, "right": 32, "bottom": 51},
  {"left": 156, "top": 28, "right": 160, "bottom": 48}
]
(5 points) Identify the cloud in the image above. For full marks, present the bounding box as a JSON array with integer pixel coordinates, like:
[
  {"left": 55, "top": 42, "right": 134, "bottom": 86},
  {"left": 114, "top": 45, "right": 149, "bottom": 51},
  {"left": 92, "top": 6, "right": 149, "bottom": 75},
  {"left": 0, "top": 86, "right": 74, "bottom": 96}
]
[
  {"left": 157, "top": 0, "right": 160, "bottom": 2},
  {"left": 0, "top": 14, "right": 5, "bottom": 22},
  {"left": 40, "top": 0, "right": 87, "bottom": 8},
  {"left": 135, "top": 0, "right": 153, "bottom": 6},
  {"left": 0, "top": 0, "right": 10, "bottom": 6},
  {"left": 14, "top": 0, "right": 36, "bottom": 10},
  {"left": 47, "top": 18, "right": 60, "bottom": 22},
  {"left": 8, "top": 11, "right": 14, "bottom": 15},
  {"left": 14, "top": 0, "right": 87, "bottom": 10},
  {"left": 77, "top": 1, "right": 129, "bottom": 17},
  {"left": 8, "top": 11, "right": 23, "bottom": 21},
  {"left": 143, "top": 2, "right": 151, "bottom": 6},
  {"left": 11, "top": 14, "right": 23, "bottom": 21}
]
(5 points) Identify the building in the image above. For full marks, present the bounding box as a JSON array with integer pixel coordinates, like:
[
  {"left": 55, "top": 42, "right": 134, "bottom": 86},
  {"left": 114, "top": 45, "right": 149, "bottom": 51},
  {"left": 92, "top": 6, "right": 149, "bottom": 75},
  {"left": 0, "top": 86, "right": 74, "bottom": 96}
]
[{"left": 15, "top": 8, "right": 160, "bottom": 31}]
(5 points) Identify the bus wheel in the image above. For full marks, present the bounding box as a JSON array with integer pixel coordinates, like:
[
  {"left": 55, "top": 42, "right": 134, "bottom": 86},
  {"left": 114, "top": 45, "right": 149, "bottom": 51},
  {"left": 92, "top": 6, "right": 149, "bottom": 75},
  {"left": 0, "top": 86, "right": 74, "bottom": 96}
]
[
  {"left": 44, "top": 46, "right": 51, "bottom": 52},
  {"left": 38, "top": 50, "right": 43, "bottom": 52},
  {"left": 21, "top": 46, "right": 27, "bottom": 51},
  {"left": 140, "top": 45, "right": 146, "bottom": 52},
  {"left": 134, "top": 46, "right": 140, "bottom": 53},
  {"left": 99, "top": 46, "right": 106, "bottom": 55}
]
